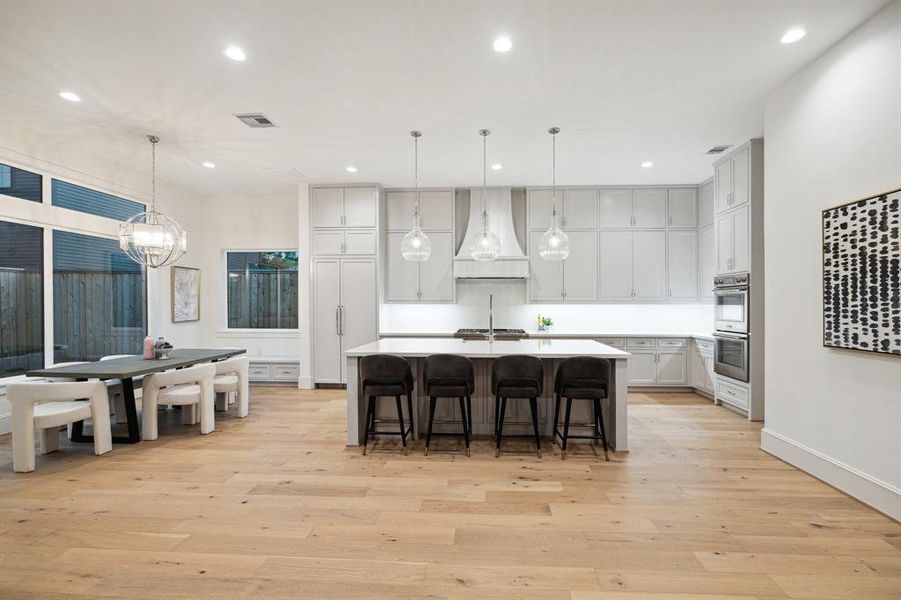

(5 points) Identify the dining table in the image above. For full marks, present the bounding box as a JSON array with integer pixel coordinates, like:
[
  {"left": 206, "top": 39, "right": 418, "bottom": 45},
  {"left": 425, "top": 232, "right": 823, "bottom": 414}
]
[{"left": 25, "top": 348, "right": 246, "bottom": 444}]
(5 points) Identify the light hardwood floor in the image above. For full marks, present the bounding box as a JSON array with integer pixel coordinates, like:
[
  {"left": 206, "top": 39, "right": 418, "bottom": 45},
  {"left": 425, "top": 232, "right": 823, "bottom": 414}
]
[{"left": 0, "top": 388, "right": 898, "bottom": 599}]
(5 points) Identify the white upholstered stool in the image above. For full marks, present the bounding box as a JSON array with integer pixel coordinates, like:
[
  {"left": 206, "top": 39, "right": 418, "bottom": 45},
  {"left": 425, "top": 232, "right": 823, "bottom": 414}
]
[
  {"left": 213, "top": 356, "right": 249, "bottom": 417},
  {"left": 8, "top": 380, "right": 112, "bottom": 473},
  {"left": 141, "top": 363, "right": 215, "bottom": 441}
]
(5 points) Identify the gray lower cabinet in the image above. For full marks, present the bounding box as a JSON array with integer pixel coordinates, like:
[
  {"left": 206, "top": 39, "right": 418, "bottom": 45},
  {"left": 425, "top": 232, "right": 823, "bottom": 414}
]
[
  {"left": 248, "top": 361, "right": 300, "bottom": 383},
  {"left": 625, "top": 338, "right": 689, "bottom": 386}
]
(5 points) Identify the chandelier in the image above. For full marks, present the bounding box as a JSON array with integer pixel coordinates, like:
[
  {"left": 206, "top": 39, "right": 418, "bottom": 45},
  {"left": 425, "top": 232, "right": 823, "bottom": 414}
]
[
  {"left": 119, "top": 135, "right": 187, "bottom": 268},
  {"left": 538, "top": 127, "right": 570, "bottom": 261},
  {"left": 470, "top": 129, "right": 501, "bottom": 262},
  {"left": 400, "top": 130, "right": 431, "bottom": 261}
]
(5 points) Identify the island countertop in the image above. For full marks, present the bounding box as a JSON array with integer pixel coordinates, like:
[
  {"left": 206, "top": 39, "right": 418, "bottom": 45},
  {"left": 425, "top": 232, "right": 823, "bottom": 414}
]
[{"left": 344, "top": 337, "right": 631, "bottom": 359}]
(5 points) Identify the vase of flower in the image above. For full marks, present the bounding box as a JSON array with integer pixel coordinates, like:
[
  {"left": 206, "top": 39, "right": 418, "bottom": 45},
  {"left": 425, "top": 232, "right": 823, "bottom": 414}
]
[{"left": 536, "top": 314, "right": 553, "bottom": 332}]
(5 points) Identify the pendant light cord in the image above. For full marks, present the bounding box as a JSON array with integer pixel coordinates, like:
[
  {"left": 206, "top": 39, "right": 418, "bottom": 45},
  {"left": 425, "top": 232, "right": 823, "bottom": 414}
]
[
  {"left": 414, "top": 133, "right": 419, "bottom": 220},
  {"left": 549, "top": 127, "right": 560, "bottom": 223},
  {"left": 480, "top": 129, "right": 489, "bottom": 231},
  {"left": 148, "top": 135, "right": 159, "bottom": 214}
]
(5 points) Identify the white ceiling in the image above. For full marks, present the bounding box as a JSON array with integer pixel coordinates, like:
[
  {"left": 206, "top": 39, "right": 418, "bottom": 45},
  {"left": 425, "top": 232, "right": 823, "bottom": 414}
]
[{"left": 0, "top": 0, "right": 887, "bottom": 196}]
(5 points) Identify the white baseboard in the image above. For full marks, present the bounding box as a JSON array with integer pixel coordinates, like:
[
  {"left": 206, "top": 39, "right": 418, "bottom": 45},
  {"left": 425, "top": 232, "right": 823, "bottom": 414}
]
[
  {"left": 761, "top": 428, "right": 900, "bottom": 521},
  {"left": 298, "top": 376, "right": 314, "bottom": 390}
]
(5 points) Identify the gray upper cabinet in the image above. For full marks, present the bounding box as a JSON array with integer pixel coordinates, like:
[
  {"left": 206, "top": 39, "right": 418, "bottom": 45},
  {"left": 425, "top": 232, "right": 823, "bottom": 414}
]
[
  {"left": 598, "top": 189, "right": 633, "bottom": 228},
  {"left": 386, "top": 189, "right": 454, "bottom": 231},
  {"left": 632, "top": 189, "right": 667, "bottom": 228},
  {"left": 667, "top": 230, "right": 698, "bottom": 301},
  {"left": 528, "top": 188, "right": 597, "bottom": 230},
  {"left": 667, "top": 188, "right": 698, "bottom": 228},
  {"left": 383, "top": 189, "right": 455, "bottom": 302},
  {"left": 312, "top": 186, "right": 378, "bottom": 229},
  {"left": 715, "top": 147, "right": 750, "bottom": 214},
  {"left": 562, "top": 189, "right": 598, "bottom": 230}
]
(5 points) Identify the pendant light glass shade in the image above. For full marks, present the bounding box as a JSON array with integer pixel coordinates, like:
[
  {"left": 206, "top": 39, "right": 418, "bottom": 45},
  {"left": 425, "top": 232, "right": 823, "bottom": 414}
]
[
  {"left": 119, "top": 135, "right": 187, "bottom": 268},
  {"left": 470, "top": 129, "right": 500, "bottom": 262},
  {"left": 539, "top": 127, "right": 570, "bottom": 261},
  {"left": 400, "top": 130, "right": 431, "bottom": 262}
]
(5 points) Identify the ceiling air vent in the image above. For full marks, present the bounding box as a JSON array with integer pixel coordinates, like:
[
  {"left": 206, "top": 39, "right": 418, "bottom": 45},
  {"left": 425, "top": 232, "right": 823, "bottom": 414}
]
[
  {"left": 706, "top": 144, "right": 732, "bottom": 155},
  {"left": 234, "top": 113, "right": 277, "bottom": 128}
]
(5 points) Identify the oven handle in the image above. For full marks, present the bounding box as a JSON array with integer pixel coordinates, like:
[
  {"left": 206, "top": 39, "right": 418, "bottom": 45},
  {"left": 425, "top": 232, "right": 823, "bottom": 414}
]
[
  {"left": 713, "top": 332, "right": 749, "bottom": 340},
  {"left": 714, "top": 286, "right": 749, "bottom": 292}
]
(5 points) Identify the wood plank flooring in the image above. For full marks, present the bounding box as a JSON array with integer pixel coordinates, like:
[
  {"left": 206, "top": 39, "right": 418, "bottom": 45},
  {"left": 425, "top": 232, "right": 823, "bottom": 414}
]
[{"left": 0, "top": 389, "right": 898, "bottom": 599}]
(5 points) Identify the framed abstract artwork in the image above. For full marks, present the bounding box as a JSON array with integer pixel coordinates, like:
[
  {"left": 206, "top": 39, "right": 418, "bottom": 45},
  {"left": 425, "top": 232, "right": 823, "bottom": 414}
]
[
  {"left": 171, "top": 266, "right": 200, "bottom": 322},
  {"left": 822, "top": 187, "right": 900, "bottom": 355}
]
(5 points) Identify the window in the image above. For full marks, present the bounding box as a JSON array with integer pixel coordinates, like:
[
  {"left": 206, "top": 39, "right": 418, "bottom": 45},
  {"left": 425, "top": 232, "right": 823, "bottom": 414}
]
[
  {"left": 0, "top": 221, "right": 44, "bottom": 377},
  {"left": 52, "top": 179, "right": 145, "bottom": 221},
  {"left": 53, "top": 231, "right": 147, "bottom": 362},
  {"left": 226, "top": 251, "right": 298, "bottom": 329},
  {"left": 0, "top": 163, "right": 42, "bottom": 203}
]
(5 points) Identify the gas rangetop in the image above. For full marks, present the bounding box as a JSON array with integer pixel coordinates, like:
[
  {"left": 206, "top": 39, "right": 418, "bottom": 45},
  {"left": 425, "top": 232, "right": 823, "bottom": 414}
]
[{"left": 454, "top": 328, "right": 528, "bottom": 341}]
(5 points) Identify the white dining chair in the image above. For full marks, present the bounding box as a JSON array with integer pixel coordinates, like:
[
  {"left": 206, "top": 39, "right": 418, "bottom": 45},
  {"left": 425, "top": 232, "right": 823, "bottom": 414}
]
[
  {"left": 213, "top": 356, "right": 250, "bottom": 417},
  {"left": 100, "top": 354, "right": 143, "bottom": 424},
  {"left": 8, "top": 380, "right": 112, "bottom": 473},
  {"left": 141, "top": 363, "right": 215, "bottom": 441}
]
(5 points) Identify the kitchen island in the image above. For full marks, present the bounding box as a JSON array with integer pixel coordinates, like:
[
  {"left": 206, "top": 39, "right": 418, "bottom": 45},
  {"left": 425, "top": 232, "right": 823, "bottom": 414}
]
[{"left": 344, "top": 337, "right": 630, "bottom": 451}]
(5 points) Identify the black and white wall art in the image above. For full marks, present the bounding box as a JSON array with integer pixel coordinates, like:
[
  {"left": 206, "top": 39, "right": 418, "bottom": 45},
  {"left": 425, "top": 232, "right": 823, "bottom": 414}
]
[{"left": 822, "top": 187, "right": 900, "bottom": 355}]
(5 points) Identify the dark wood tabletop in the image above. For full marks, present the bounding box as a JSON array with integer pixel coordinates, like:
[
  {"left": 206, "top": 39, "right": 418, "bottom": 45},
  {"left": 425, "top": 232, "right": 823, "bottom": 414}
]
[{"left": 25, "top": 348, "right": 246, "bottom": 380}]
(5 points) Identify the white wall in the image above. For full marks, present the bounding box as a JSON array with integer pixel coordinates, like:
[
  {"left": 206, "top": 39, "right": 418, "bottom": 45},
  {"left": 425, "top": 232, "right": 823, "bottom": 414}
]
[
  {"left": 381, "top": 280, "right": 713, "bottom": 334},
  {"left": 154, "top": 193, "right": 300, "bottom": 360},
  {"left": 762, "top": 1, "right": 901, "bottom": 519}
]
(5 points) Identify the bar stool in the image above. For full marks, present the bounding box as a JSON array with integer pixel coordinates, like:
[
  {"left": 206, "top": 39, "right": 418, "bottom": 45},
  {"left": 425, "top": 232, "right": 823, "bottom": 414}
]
[
  {"left": 423, "top": 354, "right": 474, "bottom": 457},
  {"left": 553, "top": 356, "right": 611, "bottom": 461},
  {"left": 360, "top": 355, "right": 414, "bottom": 456},
  {"left": 492, "top": 355, "right": 544, "bottom": 458}
]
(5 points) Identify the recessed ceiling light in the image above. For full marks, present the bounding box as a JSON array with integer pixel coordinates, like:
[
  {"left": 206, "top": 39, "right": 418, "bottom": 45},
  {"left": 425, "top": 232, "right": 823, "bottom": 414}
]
[
  {"left": 59, "top": 91, "right": 80, "bottom": 102},
  {"left": 346, "top": 166, "right": 358, "bottom": 173},
  {"left": 491, "top": 163, "right": 503, "bottom": 171},
  {"left": 781, "top": 28, "right": 806, "bottom": 44},
  {"left": 223, "top": 45, "right": 246, "bottom": 61},
  {"left": 493, "top": 36, "right": 513, "bottom": 53},
  {"left": 641, "top": 161, "right": 654, "bottom": 168},
  {"left": 202, "top": 161, "right": 216, "bottom": 169}
]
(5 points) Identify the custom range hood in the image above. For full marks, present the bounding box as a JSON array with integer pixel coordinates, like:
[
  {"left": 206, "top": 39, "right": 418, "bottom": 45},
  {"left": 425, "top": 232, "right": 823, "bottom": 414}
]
[{"left": 453, "top": 187, "right": 529, "bottom": 278}]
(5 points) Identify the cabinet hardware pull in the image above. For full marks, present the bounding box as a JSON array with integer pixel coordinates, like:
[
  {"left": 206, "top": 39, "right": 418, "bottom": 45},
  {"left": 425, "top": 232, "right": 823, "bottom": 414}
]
[{"left": 335, "top": 306, "right": 341, "bottom": 335}]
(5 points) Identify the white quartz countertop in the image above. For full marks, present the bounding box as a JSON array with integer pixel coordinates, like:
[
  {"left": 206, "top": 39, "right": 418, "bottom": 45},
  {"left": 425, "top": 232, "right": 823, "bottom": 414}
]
[
  {"left": 379, "top": 331, "right": 715, "bottom": 341},
  {"left": 345, "top": 337, "right": 630, "bottom": 359}
]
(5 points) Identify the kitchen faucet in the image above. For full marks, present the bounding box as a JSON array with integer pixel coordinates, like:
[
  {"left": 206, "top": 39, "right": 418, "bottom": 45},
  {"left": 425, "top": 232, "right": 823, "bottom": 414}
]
[{"left": 488, "top": 293, "right": 494, "bottom": 343}]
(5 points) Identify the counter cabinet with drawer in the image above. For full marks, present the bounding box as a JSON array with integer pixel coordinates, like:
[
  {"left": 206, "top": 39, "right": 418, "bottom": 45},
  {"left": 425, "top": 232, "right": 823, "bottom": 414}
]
[
  {"left": 248, "top": 359, "right": 300, "bottom": 384},
  {"left": 590, "top": 337, "right": 689, "bottom": 387}
]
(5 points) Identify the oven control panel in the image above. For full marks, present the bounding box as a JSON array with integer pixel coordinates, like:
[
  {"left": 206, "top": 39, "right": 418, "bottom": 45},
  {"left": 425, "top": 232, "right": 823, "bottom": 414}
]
[{"left": 714, "top": 273, "right": 749, "bottom": 287}]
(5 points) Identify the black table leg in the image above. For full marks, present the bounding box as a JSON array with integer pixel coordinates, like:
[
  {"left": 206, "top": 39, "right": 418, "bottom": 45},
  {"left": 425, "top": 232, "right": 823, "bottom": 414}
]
[{"left": 70, "top": 377, "right": 141, "bottom": 444}]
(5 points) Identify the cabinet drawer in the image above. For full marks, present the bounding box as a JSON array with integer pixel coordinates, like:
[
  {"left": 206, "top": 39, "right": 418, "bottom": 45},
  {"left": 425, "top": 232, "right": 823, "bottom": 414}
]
[
  {"left": 626, "top": 338, "right": 656, "bottom": 349},
  {"left": 657, "top": 338, "right": 688, "bottom": 348},
  {"left": 248, "top": 364, "right": 273, "bottom": 381},
  {"left": 717, "top": 379, "right": 749, "bottom": 410},
  {"left": 695, "top": 339, "right": 714, "bottom": 356},
  {"left": 272, "top": 364, "right": 300, "bottom": 381},
  {"left": 595, "top": 337, "right": 625, "bottom": 349}
]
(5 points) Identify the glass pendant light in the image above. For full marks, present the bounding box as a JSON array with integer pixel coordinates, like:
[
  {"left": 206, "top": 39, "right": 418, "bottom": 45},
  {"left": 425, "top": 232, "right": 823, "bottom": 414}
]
[
  {"left": 119, "top": 135, "right": 187, "bottom": 268},
  {"left": 470, "top": 129, "right": 501, "bottom": 262},
  {"left": 539, "top": 127, "right": 570, "bottom": 261},
  {"left": 400, "top": 130, "right": 431, "bottom": 261}
]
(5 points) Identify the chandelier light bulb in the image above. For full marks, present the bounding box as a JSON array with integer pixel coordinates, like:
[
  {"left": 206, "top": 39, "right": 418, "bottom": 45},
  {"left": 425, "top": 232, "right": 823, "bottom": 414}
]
[{"left": 400, "top": 130, "right": 431, "bottom": 262}]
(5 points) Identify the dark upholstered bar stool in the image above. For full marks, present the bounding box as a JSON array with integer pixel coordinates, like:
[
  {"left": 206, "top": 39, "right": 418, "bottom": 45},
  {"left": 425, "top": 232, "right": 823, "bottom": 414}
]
[
  {"left": 423, "top": 354, "right": 474, "bottom": 456},
  {"left": 360, "top": 355, "right": 414, "bottom": 456},
  {"left": 553, "top": 356, "right": 611, "bottom": 461},
  {"left": 492, "top": 355, "right": 544, "bottom": 458}
]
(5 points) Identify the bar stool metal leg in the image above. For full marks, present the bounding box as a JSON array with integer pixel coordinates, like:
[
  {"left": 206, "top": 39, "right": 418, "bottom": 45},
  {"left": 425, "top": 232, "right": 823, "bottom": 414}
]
[
  {"left": 552, "top": 393, "right": 561, "bottom": 446},
  {"left": 595, "top": 398, "right": 609, "bottom": 461},
  {"left": 458, "top": 396, "right": 471, "bottom": 456},
  {"left": 362, "top": 396, "right": 376, "bottom": 455},
  {"left": 407, "top": 393, "right": 415, "bottom": 438},
  {"left": 561, "top": 397, "right": 573, "bottom": 460},
  {"left": 466, "top": 395, "right": 473, "bottom": 442},
  {"left": 395, "top": 395, "right": 408, "bottom": 456},
  {"left": 495, "top": 397, "right": 507, "bottom": 458},
  {"left": 424, "top": 396, "right": 437, "bottom": 456},
  {"left": 528, "top": 397, "right": 542, "bottom": 458}
]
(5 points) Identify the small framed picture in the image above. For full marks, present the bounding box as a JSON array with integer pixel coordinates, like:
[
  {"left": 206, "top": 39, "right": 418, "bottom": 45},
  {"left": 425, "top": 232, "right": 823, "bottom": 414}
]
[{"left": 171, "top": 266, "right": 200, "bottom": 322}]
